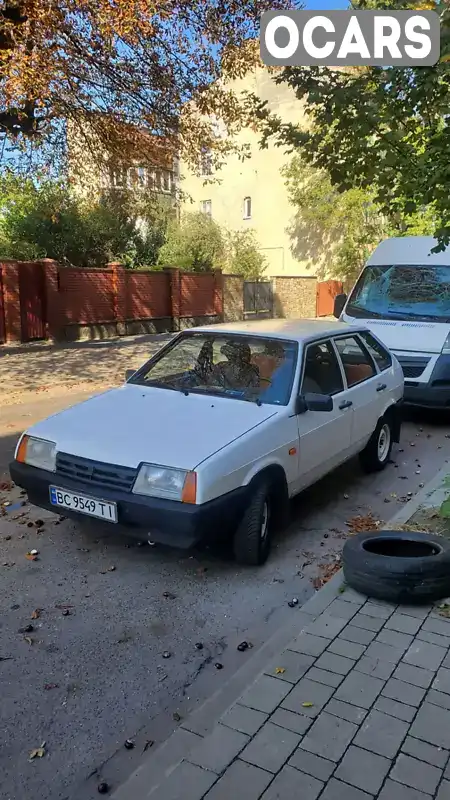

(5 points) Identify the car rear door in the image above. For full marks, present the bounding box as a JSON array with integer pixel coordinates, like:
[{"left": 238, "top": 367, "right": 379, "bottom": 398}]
[
  {"left": 332, "top": 334, "right": 381, "bottom": 452},
  {"left": 294, "top": 338, "right": 353, "bottom": 492}
]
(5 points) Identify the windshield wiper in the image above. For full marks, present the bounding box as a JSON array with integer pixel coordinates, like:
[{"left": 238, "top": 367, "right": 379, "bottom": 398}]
[
  {"left": 346, "top": 304, "right": 384, "bottom": 319},
  {"left": 139, "top": 379, "right": 178, "bottom": 391}
]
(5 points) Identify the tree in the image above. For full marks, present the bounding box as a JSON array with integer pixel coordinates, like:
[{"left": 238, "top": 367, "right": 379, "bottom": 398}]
[
  {"left": 282, "top": 156, "right": 437, "bottom": 284},
  {"left": 283, "top": 157, "right": 388, "bottom": 284},
  {"left": 0, "top": 0, "right": 293, "bottom": 174},
  {"left": 157, "top": 211, "right": 225, "bottom": 271},
  {"left": 224, "top": 228, "right": 267, "bottom": 278},
  {"left": 256, "top": 0, "right": 450, "bottom": 249},
  {"left": 0, "top": 174, "right": 172, "bottom": 265}
]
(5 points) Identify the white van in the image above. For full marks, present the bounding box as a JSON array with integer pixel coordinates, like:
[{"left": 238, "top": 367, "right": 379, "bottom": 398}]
[{"left": 334, "top": 236, "right": 450, "bottom": 409}]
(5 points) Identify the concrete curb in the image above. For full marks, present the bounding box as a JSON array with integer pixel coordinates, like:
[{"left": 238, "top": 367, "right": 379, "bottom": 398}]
[{"left": 110, "top": 463, "right": 450, "bottom": 799}]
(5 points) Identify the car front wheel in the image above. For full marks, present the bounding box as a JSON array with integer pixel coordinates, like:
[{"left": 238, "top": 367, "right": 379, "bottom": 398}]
[
  {"left": 360, "top": 413, "right": 394, "bottom": 473},
  {"left": 233, "top": 481, "right": 272, "bottom": 566}
]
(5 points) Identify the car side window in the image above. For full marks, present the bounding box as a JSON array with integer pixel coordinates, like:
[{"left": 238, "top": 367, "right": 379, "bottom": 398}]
[
  {"left": 334, "top": 336, "right": 376, "bottom": 387},
  {"left": 301, "top": 340, "right": 344, "bottom": 396},
  {"left": 358, "top": 331, "right": 392, "bottom": 372}
]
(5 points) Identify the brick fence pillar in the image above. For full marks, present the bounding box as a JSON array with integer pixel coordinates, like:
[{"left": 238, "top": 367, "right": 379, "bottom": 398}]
[
  {"left": 109, "top": 262, "right": 127, "bottom": 335},
  {"left": 213, "top": 269, "right": 223, "bottom": 318},
  {"left": 1, "top": 261, "right": 21, "bottom": 342},
  {"left": 164, "top": 267, "right": 181, "bottom": 331},
  {"left": 41, "top": 259, "right": 62, "bottom": 341}
]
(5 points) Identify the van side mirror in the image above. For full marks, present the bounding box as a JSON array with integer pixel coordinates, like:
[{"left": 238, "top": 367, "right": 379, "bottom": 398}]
[
  {"left": 125, "top": 369, "right": 135, "bottom": 382},
  {"left": 333, "top": 293, "right": 347, "bottom": 319},
  {"left": 296, "top": 393, "right": 333, "bottom": 414}
]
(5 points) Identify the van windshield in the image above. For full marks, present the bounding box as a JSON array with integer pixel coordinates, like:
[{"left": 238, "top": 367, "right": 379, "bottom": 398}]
[{"left": 346, "top": 264, "right": 450, "bottom": 323}]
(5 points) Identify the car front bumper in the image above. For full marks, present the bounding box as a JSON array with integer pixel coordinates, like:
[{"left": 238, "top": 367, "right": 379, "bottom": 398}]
[
  {"left": 9, "top": 461, "right": 248, "bottom": 548},
  {"left": 403, "top": 354, "right": 450, "bottom": 410}
]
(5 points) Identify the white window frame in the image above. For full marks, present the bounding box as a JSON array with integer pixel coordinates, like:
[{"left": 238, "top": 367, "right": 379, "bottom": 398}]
[
  {"left": 110, "top": 166, "right": 127, "bottom": 189},
  {"left": 161, "top": 170, "right": 172, "bottom": 193},
  {"left": 200, "top": 148, "right": 213, "bottom": 177},
  {"left": 243, "top": 196, "right": 252, "bottom": 220},
  {"left": 201, "top": 199, "right": 212, "bottom": 217}
]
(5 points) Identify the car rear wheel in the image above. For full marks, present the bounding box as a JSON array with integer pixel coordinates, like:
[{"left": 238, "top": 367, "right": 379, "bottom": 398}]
[
  {"left": 233, "top": 481, "right": 272, "bottom": 566},
  {"left": 360, "top": 413, "right": 394, "bottom": 473}
]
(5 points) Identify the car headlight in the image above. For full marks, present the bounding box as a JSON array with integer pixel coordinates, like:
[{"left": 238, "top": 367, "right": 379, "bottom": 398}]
[
  {"left": 132, "top": 464, "right": 197, "bottom": 503},
  {"left": 442, "top": 333, "right": 450, "bottom": 354},
  {"left": 16, "top": 435, "right": 56, "bottom": 472}
]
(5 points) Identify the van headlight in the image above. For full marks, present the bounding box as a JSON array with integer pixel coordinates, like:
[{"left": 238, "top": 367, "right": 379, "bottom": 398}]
[
  {"left": 16, "top": 435, "right": 56, "bottom": 472},
  {"left": 132, "top": 464, "right": 197, "bottom": 503},
  {"left": 442, "top": 334, "right": 450, "bottom": 355}
]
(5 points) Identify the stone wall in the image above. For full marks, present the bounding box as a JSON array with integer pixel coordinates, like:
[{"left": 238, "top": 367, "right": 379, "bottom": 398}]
[
  {"left": 223, "top": 274, "right": 244, "bottom": 322},
  {"left": 273, "top": 276, "right": 317, "bottom": 319}
]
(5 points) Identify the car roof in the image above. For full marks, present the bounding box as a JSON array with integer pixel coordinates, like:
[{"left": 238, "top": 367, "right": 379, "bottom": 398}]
[
  {"left": 190, "top": 318, "right": 363, "bottom": 343},
  {"left": 367, "top": 236, "right": 450, "bottom": 266}
]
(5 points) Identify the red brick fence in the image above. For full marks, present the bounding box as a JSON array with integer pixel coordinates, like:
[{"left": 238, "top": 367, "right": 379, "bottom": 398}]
[
  {"left": 0, "top": 260, "right": 223, "bottom": 343},
  {"left": 0, "top": 259, "right": 342, "bottom": 345}
]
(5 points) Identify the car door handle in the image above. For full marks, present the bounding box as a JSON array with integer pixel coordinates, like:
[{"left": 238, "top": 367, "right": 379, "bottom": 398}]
[
  {"left": 376, "top": 383, "right": 387, "bottom": 392},
  {"left": 339, "top": 400, "right": 353, "bottom": 410}
]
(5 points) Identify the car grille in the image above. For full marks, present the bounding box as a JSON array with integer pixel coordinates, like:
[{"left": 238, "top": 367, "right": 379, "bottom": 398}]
[
  {"left": 397, "top": 357, "right": 431, "bottom": 379},
  {"left": 55, "top": 453, "right": 137, "bottom": 493},
  {"left": 402, "top": 364, "right": 426, "bottom": 378}
]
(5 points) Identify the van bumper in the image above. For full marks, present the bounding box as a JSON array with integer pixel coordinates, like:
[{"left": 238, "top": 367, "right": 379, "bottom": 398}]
[
  {"left": 404, "top": 354, "right": 450, "bottom": 409},
  {"left": 9, "top": 461, "right": 249, "bottom": 549}
]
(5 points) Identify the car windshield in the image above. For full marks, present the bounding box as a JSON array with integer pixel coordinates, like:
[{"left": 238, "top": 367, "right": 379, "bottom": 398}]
[
  {"left": 346, "top": 264, "right": 450, "bottom": 322},
  {"left": 129, "top": 332, "right": 298, "bottom": 406}
]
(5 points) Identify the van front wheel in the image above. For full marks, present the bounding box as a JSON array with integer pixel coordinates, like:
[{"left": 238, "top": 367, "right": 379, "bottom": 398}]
[{"left": 233, "top": 482, "right": 272, "bottom": 566}]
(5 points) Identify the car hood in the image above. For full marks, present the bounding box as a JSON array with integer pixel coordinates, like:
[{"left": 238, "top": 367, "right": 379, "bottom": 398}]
[
  {"left": 342, "top": 314, "right": 450, "bottom": 354},
  {"left": 26, "top": 384, "right": 278, "bottom": 471}
]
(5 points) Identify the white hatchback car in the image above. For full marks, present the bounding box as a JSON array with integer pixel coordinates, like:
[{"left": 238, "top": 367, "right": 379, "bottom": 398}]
[{"left": 10, "top": 320, "right": 404, "bottom": 565}]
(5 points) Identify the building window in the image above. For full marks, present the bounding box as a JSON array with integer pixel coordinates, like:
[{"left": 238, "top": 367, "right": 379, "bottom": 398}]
[
  {"left": 243, "top": 196, "right": 252, "bottom": 219},
  {"left": 137, "top": 167, "right": 147, "bottom": 188},
  {"left": 161, "top": 170, "right": 172, "bottom": 193},
  {"left": 200, "top": 148, "right": 213, "bottom": 176},
  {"left": 201, "top": 200, "right": 212, "bottom": 217},
  {"left": 110, "top": 166, "right": 127, "bottom": 188}
]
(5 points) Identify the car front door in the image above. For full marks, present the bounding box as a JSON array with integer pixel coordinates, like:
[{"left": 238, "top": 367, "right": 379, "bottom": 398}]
[
  {"left": 294, "top": 339, "right": 353, "bottom": 493},
  {"left": 332, "top": 334, "right": 381, "bottom": 452}
]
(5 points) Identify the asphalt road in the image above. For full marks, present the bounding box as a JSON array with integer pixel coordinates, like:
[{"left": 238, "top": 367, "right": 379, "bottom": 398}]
[{"left": 0, "top": 396, "right": 449, "bottom": 800}]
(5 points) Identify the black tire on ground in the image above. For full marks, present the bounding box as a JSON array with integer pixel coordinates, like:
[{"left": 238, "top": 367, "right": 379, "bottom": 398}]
[
  {"left": 343, "top": 529, "right": 450, "bottom": 604},
  {"left": 233, "top": 481, "right": 272, "bottom": 566},
  {"left": 359, "top": 413, "right": 394, "bottom": 473}
]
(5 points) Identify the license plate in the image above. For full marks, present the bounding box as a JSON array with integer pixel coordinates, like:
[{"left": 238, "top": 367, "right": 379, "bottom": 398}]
[{"left": 49, "top": 486, "right": 118, "bottom": 523}]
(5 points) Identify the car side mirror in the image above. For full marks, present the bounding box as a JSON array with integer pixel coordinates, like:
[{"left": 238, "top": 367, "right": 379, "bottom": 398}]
[
  {"left": 295, "top": 396, "right": 308, "bottom": 415},
  {"left": 125, "top": 369, "right": 135, "bottom": 382},
  {"left": 333, "top": 293, "right": 347, "bottom": 319},
  {"left": 304, "top": 392, "right": 333, "bottom": 412}
]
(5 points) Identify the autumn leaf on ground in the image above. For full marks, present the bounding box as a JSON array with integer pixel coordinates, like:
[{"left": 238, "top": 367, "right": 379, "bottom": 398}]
[
  {"left": 29, "top": 742, "right": 46, "bottom": 761},
  {"left": 275, "top": 667, "right": 286, "bottom": 675},
  {"left": 31, "top": 609, "right": 42, "bottom": 620},
  {"left": 312, "top": 560, "right": 342, "bottom": 590},
  {"left": 346, "top": 513, "right": 381, "bottom": 534}
]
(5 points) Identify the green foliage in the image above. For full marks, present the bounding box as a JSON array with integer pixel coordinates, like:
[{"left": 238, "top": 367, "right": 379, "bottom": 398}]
[
  {"left": 283, "top": 156, "right": 437, "bottom": 284},
  {"left": 157, "top": 212, "right": 225, "bottom": 271},
  {"left": 224, "top": 229, "right": 267, "bottom": 279},
  {"left": 256, "top": 0, "right": 450, "bottom": 250},
  {"left": 0, "top": 176, "right": 268, "bottom": 276},
  {"left": 0, "top": 175, "right": 172, "bottom": 267}
]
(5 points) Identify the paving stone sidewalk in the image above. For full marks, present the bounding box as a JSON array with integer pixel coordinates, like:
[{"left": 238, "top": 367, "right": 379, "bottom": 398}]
[
  {"left": 110, "top": 469, "right": 450, "bottom": 800},
  {"left": 136, "top": 588, "right": 450, "bottom": 800}
]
